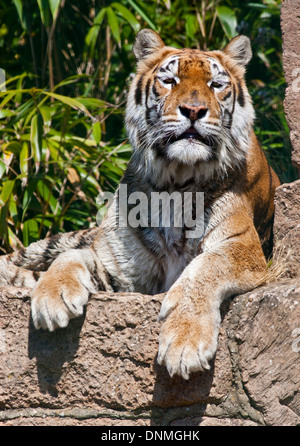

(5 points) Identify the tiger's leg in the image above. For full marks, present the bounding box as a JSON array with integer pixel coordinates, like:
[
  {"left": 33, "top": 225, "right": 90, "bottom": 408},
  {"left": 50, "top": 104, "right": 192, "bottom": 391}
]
[
  {"left": 0, "top": 228, "right": 98, "bottom": 287},
  {"left": 157, "top": 220, "right": 267, "bottom": 380},
  {"left": 0, "top": 257, "right": 41, "bottom": 287},
  {"left": 31, "top": 248, "right": 113, "bottom": 331},
  {"left": 0, "top": 228, "right": 98, "bottom": 289}
]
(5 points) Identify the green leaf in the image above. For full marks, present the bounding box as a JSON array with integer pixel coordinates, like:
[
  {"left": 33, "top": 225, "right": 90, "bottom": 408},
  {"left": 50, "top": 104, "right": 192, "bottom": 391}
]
[
  {"left": 2, "top": 141, "right": 22, "bottom": 155},
  {"left": 42, "top": 91, "right": 92, "bottom": 117},
  {"left": 92, "top": 121, "right": 101, "bottom": 144},
  {"left": 14, "top": 97, "right": 36, "bottom": 123},
  {"left": 111, "top": 2, "right": 140, "bottom": 32},
  {"left": 185, "top": 14, "right": 197, "bottom": 40},
  {"left": 12, "top": 0, "right": 23, "bottom": 23},
  {"left": 12, "top": 0, "right": 29, "bottom": 31},
  {"left": 0, "top": 110, "right": 15, "bottom": 119},
  {"left": 9, "top": 193, "right": 18, "bottom": 225},
  {"left": 20, "top": 141, "right": 29, "bottom": 175},
  {"left": 22, "top": 179, "right": 38, "bottom": 220},
  {"left": 0, "top": 180, "right": 15, "bottom": 207},
  {"left": 37, "top": 0, "right": 51, "bottom": 28},
  {"left": 75, "top": 97, "right": 107, "bottom": 109},
  {"left": 126, "top": 0, "right": 157, "bottom": 31},
  {"left": 39, "top": 105, "right": 51, "bottom": 127},
  {"left": 216, "top": 6, "right": 237, "bottom": 39},
  {"left": 0, "top": 203, "right": 8, "bottom": 241},
  {"left": 37, "top": 179, "right": 60, "bottom": 213},
  {"left": 84, "top": 8, "right": 107, "bottom": 58},
  {"left": 48, "top": 0, "right": 62, "bottom": 21},
  {"left": 23, "top": 219, "right": 39, "bottom": 246},
  {"left": 107, "top": 7, "right": 121, "bottom": 44},
  {"left": 30, "top": 114, "right": 43, "bottom": 174},
  {"left": 0, "top": 91, "right": 17, "bottom": 109},
  {"left": 0, "top": 160, "right": 6, "bottom": 180}
]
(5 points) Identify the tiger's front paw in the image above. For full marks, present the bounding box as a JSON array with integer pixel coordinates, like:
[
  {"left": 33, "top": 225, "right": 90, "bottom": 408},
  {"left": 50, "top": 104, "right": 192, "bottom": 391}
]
[
  {"left": 157, "top": 288, "right": 220, "bottom": 379},
  {"left": 31, "top": 261, "right": 90, "bottom": 331}
]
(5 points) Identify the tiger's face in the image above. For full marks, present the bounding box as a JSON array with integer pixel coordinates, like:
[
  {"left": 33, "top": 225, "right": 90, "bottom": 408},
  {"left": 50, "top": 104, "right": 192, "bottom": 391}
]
[{"left": 126, "top": 30, "right": 255, "bottom": 181}]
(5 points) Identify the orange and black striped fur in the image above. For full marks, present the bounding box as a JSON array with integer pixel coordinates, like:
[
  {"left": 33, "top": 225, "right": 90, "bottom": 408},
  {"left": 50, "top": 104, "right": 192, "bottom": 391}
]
[{"left": 0, "top": 30, "right": 280, "bottom": 379}]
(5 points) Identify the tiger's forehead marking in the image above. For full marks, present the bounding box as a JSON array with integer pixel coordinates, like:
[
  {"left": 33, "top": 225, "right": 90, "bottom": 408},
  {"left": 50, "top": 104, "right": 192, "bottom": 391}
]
[
  {"left": 158, "top": 54, "right": 180, "bottom": 75},
  {"left": 156, "top": 51, "right": 229, "bottom": 81}
]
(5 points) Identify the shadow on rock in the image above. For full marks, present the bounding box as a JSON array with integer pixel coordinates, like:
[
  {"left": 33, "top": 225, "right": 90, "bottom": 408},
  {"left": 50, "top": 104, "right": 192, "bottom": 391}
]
[
  {"left": 151, "top": 354, "right": 215, "bottom": 426},
  {"left": 27, "top": 311, "right": 85, "bottom": 397}
]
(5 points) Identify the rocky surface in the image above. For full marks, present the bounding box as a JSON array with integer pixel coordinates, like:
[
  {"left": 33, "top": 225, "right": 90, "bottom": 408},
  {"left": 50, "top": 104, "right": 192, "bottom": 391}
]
[
  {"left": 281, "top": 0, "right": 300, "bottom": 170},
  {"left": 273, "top": 180, "right": 300, "bottom": 279},
  {"left": 0, "top": 279, "right": 299, "bottom": 426},
  {"left": 0, "top": 0, "right": 300, "bottom": 428}
]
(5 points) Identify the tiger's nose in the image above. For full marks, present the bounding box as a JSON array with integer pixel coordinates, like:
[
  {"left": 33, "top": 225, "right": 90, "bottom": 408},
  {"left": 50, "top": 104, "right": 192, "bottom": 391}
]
[{"left": 179, "top": 104, "right": 208, "bottom": 121}]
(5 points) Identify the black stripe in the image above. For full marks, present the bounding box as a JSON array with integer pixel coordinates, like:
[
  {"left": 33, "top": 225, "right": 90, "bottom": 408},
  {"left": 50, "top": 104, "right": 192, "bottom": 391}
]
[
  {"left": 33, "top": 271, "right": 40, "bottom": 281},
  {"left": 223, "top": 90, "right": 232, "bottom": 101},
  {"left": 135, "top": 75, "right": 144, "bottom": 105},
  {"left": 231, "top": 83, "right": 236, "bottom": 117},
  {"left": 106, "top": 272, "right": 119, "bottom": 292},
  {"left": 145, "top": 105, "right": 156, "bottom": 124},
  {"left": 145, "top": 78, "right": 151, "bottom": 105},
  {"left": 224, "top": 109, "right": 233, "bottom": 129},
  {"left": 237, "top": 81, "right": 245, "bottom": 107},
  {"left": 152, "top": 83, "right": 159, "bottom": 98},
  {"left": 11, "top": 269, "right": 19, "bottom": 285}
]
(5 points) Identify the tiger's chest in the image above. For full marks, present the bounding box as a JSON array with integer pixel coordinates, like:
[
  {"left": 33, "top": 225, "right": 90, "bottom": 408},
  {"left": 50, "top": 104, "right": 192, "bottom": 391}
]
[{"left": 138, "top": 211, "right": 207, "bottom": 292}]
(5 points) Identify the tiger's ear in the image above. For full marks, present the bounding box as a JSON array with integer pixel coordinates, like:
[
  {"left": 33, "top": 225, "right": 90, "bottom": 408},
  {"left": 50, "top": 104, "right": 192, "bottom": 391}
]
[
  {"left": 133, "top": 29, "right": 165, "bottom": 61},
  {"left": 222, "top": 35, "right": 252, "bottom": 67}
]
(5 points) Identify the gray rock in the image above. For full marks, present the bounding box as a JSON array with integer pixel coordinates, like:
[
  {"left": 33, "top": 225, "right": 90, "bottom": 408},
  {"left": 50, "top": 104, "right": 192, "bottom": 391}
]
[{"left": 0, "top": 280, "right": 299, "bottom": 426}]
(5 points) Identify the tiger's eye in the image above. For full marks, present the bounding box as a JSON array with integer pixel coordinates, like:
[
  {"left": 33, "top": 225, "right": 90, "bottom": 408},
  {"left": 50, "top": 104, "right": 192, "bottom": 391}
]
[
  {"left": 163, "top": 78, "right": 176, "bottom": 86},
  {"left": 211, "top": 81, "right": 223, "bottom": 89}
]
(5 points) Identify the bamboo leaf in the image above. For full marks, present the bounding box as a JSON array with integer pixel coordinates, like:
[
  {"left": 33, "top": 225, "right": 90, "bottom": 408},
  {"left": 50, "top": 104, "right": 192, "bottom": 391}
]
[
  {"left": 20, "top": 142, "right": 29, "bottom": 186},
  {"left": 0, "top": 180, "right": 15, "bottom": 207},
  {"left": 84, "top": 8, "right": 107, "bottom": 58},
  {"left": 0, "top": 160, "right": 6, "bottom": 179},
  {"left": 75, "top": 97, "right": 108, "bottom": 109},
  {"left": 37, "top": 179, "right": 60, "bottom": 213},
  {"left": 0, "top": 203, "right": 8, "bottom": 241},
  {"left": 111, "top": 3, "right": 140, "bottom": 32},
  {"left": 42, "top": 91, "right": 92, "bottom": 117},
  {"left": 37, "top": 0, "right": 51, "bottom": 27},
  {"left": 2, "top": 142, "right": 22, "bottom": 154},
  {"left": 0, "top": 91, "right": 17, "bottom": 109},
  {"left": 126, "top": 0, "right": 157, "bottom": 31},
  {"left": 107, "top": 7, "right": 121, "bottom": 44},
  {"left": 8, "top": 228, "right": 23, "bottom": 251},
  {"left": 12, "top": 0, "right": 29, "bottom": 31},
  {"left": 216, "top": 6, "right": 238, "bottom": 39},
  {"left": 22, "top": 179, "right": 38, "bottom": 220},
  {"left": 12, "top": 0, "right": 23, "bottom": 23},
  {"left": 185, "top": 14, "right": 197, "bottom": 40},
  {"left": 0, "top": 110, "right": 15, "bottom": 118},
  {"left": 48, "top": 0, "right": 62, "bottom": 21},
  {"left": 23, "top": 219, "right": 39, "bottom": 246},
  {"left": 30, "top": 114, "right": 43, "bottom": 174},
  {"left": 9, "top": 193, "right": 18, "bottom": 225},
  {"left": 92, "top": 121, "right": 101, "bottom": 144},
  {"left": 39, "top": 105, "right": 51, "bottom": 127}
]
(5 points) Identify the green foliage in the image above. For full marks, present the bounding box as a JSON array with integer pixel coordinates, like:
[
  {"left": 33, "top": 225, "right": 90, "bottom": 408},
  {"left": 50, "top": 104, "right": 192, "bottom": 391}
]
[
  {"left": 0, "top": 73, "right": 131, "bottom": 251},
  {"left": 0, "top": 0, "right": 296, "bottom": 254}
]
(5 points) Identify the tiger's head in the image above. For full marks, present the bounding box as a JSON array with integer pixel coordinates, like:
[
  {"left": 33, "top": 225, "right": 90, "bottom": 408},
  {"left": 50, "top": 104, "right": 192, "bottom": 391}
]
[{"left": 125, "top": 29, "right": 255, "bottom": 184}]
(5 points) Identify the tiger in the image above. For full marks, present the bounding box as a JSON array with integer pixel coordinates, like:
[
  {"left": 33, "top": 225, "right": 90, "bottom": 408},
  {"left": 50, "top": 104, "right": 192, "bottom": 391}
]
[{"left": 0, "top": 29, "right": 280, "bottom": 380}]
